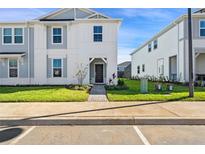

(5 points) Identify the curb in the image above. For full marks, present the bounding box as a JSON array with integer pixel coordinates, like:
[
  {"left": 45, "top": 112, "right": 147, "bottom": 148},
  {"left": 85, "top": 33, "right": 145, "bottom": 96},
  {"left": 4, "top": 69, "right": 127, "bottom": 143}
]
[{"left": 1, "top": 117, "right": 205, "bottom": 125}]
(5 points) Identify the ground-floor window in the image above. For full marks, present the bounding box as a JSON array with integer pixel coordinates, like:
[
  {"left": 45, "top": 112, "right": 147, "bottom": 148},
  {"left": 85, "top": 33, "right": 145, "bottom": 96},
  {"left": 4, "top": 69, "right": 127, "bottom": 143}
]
[
  {"left": 9, "top": 59, "right": 18, "bottom": 78},
  {"left": 137, "top": 65, "right": 140, "bottom": 74},
  {"left": 52, "top": 59, "right": 62, "bottom": 77}
]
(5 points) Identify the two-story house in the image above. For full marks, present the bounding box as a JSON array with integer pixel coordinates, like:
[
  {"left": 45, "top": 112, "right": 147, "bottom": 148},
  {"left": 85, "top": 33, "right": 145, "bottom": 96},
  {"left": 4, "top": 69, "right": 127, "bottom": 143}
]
[
  {"left": 131, "top": 9, "right": 205, "bottom": 83},
  {"left": 0, "top": 8, "right": 121, "bottom": 85}
]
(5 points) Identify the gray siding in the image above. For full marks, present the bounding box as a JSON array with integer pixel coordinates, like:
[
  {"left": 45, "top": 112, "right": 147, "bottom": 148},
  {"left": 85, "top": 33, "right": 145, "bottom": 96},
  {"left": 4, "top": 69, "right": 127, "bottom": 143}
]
[
  {"left": 29, "top": 28, "right": 35, "bottom": 78},
  {"left": 47, "top": 26, "right": 67, "bottom": 49},
  {"left": 47, "top": 9, "right": 74, "bottom": 19},
  {"left": 0, "top": 28, "right": 28, "bottom": 52},
  {"left": 184, "top": 17, "right": 205, "bottom": 39},
  {"left": 76, "top": 9, "right": 93, "bottom": 18},
  {"left": 47, "top": 57, "right": 52, "bottom": 78},
  {"left": 0, "top": 27, "right": 34, "bottom": 78},
  {"left": 19, "top": 56, "right": 28, "bottom": 78},
  {"left": 63, "top": 58, "right": 67, "bottom": 77},
  {"left": 0, "top": 59, "right": 8, "bottom": 78},
  {"left": 47, "top": 57, "right": 67, "bottom": 78}
]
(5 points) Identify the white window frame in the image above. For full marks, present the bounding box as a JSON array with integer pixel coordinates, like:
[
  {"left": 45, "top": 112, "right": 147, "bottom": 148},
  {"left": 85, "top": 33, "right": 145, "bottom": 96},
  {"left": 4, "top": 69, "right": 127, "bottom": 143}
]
[
  {"left": 8, "top": 58, "right": 19, "bottom": 78},
  {"left": 137, "top": 65, "right": 140, "bottom": 74},
  {"left": 52, "top": 58, "right": 63, "bottom": 78},
  {"left": 142, "top": 64, "right": 145, "bottom": 72},
  {"left": 199, "top": 20, "right": 205, "bottom": 37},
  {"left": 153, "top": 39, "right": 158, "bottom": 49},
  {"left": 2, "top": 27, "right": 24, "bottom": 45},
  {"left": 51, "top": 26, "right": 63, "bottom": 44},
  {"left": 93, "top": 26, "right": 103, "bottom": 42},
  {"left": 148, "top": 43, "right": 152, "bottom": 52},
  {"left": 14, "top": 28, "right": 24, "bottom": 44}
]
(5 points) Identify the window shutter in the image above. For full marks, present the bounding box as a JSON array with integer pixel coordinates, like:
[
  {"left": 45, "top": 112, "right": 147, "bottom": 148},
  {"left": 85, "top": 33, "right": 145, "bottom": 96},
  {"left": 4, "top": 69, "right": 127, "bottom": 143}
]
[
  {"left": 47, "top": 58, "right": 52, "bottom": 78},
  {"left": 63, "top": 58, "right": 67, "bottom": 78}
]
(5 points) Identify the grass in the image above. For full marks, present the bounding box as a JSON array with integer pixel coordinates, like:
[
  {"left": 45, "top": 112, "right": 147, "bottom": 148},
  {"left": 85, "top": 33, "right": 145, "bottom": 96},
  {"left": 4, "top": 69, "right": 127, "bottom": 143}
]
[
  {"left": 0, "top": 86, "right": 89, "bottom": 102},
  {"left": 107, "top": 79, "right": 205, "bottom": 101}
]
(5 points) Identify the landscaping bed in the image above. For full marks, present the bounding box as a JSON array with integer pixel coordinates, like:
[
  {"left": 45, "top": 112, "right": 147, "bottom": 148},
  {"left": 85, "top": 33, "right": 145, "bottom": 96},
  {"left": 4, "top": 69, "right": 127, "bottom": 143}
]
[
  {"left": 0, "top": 85, "right": 89, "bottom": 102},
  {"left": 106, "top": 79, "right": 205, "bottom": 101}
]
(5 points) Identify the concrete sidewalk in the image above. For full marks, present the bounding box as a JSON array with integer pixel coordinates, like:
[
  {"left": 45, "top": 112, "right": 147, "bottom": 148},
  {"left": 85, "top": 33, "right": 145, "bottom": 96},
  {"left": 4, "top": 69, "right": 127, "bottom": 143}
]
[{"left": 0, "top": 101, "right": 205, "bottom": 125}]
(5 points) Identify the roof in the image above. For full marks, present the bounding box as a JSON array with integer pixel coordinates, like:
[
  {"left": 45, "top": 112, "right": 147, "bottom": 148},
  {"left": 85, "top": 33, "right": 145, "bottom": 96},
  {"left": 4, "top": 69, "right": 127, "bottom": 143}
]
[
  {"left": 118, "top": 61, "right": 131, "bottom": 67},
  {"left": 0, "top": 52, "right": 26, "bottom": 58},
  {"left": 0, "top": 8, "right": 122, "bottom": 24},
  {"left": 130, "top": 9, "right": 205, "bottom": 56}
]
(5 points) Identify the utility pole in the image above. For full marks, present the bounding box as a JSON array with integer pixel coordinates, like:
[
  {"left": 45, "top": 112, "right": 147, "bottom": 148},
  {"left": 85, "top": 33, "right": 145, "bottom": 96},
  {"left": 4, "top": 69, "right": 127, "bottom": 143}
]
[{"left": 188, "top": 8, "right": 194, "bottom": 97}]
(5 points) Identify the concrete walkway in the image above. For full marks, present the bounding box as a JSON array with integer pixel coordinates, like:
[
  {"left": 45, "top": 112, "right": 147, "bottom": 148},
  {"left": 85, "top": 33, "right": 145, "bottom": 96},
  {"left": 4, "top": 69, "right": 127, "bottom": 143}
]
[
  {"left": 1, "top": 101, "right": 205, "bottom": 125},
  {"left": 88, "top": 85, "right": 108, "bottom": 102}
]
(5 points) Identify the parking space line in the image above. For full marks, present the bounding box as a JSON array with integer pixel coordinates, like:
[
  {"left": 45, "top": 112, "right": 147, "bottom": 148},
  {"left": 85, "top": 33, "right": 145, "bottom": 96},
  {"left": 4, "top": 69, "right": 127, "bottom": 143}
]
[
  {"left": 9, "top": 126, "right": 36, "bottom": 145},
  {"left": 133, "top": 126, "right": 150, "bottom": 145}
]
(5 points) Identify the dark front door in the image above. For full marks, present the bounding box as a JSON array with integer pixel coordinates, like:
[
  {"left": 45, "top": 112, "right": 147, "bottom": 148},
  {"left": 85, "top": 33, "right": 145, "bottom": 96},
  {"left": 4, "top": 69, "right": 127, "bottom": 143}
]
[{"left": 95, "top": 64, "right": 103, "bottom": 83}]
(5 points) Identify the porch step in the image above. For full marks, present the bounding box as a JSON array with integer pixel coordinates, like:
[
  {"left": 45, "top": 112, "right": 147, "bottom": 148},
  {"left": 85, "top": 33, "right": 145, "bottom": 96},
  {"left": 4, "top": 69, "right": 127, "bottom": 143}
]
[{"left": 88, "top": 85, "right": 108, "bottom": 102}]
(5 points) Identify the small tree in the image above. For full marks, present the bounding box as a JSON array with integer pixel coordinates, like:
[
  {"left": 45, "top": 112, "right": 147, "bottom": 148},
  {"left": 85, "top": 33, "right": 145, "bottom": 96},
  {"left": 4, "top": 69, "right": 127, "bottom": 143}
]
[{"left": 75, "top": 63, "right": 88, "bottom": 85}]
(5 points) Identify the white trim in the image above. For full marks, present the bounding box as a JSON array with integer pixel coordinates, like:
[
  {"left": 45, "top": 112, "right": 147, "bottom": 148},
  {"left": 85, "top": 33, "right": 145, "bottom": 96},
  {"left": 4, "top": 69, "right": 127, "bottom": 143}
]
[
  {"left": 51, "top": 26, "right": 63, "bottom": 45},
  {"left": 93, "top": 25, "right": 103, "bottom": 42},
  {"left": 9, "top": 126, "right": 36, "bottom": 145},
  {"left": 199, "top": 19, "right": 205, "bottom": 37},
  {"left": 94, "top": 62, "right": 105, "bottom": 84},
  {"left": 133, "top": 126, "right": 150, "bottom": 145},
  {"left": 51, "top": 58, "right": 63, "bottom": 78},
  {"left": 2, "top": 27, "right": 24, "bottom": 45},
  {"left": 0, "top": 53, "right": 25, "bottom": 58},
  {"left": 8, "top": 58, "right": 19, "bottom": 79}
]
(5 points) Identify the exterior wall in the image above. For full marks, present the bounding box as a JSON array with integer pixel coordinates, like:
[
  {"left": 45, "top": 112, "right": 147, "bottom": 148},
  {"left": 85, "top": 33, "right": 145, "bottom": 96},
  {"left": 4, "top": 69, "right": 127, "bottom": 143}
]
[
  {"left": 0, "top": 19, "right": 119, "bottom": 85},
  {"left": 131, "top": 21, "right": 184, "bottom": 81},
  {"left": 0, "top": 25, "right": 35, "bottom": 85},
  {"left": 195, "top": 53, "right": 205, "bottom": 74},
  {"left": 47, "top": 25, "right": 67, "bottom": 49},
  {"left": 183, "top": 17, "right": 205, "bottom": 81}
]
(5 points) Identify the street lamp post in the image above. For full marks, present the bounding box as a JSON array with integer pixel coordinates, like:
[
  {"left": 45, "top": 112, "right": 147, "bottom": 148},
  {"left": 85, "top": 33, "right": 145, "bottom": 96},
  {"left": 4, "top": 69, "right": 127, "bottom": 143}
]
[{"left": 188, "top": 8, "right": 194, "bottom": 97}]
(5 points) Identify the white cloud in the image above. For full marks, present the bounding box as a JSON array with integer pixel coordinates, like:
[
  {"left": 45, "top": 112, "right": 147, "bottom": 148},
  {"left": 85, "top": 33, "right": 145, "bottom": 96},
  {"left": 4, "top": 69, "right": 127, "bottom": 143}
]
[
  {"left": 0, "top": 8, "right": 56, "bottom": 21},
  {"left": 117, "top": 47, "right": 135, "bottom": 63}
]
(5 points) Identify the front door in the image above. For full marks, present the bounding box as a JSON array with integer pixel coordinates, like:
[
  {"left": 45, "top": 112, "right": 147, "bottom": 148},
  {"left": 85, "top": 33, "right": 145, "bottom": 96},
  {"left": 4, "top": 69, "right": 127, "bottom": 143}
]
[{"left": 95, "top": 64, "right": 103, "bottom": 83}]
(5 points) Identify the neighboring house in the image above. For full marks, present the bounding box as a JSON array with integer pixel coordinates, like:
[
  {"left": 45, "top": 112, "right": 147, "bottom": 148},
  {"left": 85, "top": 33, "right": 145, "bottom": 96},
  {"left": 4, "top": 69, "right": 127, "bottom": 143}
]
[
  {"left": 131, "top": 9, "right": 205, "bottom": 82},
  {"left": 117, "top": 61, "right": 131, "bottom": 78},
  {"left": 0, "top": 8, "right": 121, "bottom": 85}
]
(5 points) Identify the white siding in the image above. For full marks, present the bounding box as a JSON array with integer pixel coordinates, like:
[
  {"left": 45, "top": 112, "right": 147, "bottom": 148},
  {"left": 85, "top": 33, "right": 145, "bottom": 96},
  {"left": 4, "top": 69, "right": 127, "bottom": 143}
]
[{"left": 131, "top": 21, "right": 185, "bottom": 81}]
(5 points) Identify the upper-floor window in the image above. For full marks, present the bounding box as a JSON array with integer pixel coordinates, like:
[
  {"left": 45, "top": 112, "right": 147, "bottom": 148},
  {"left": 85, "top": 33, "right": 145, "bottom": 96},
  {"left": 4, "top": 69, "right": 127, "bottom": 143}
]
[
  {"left": 3, "top": 28, "right": 12, "bottom": 44},
  {"left": 53, "top": 59, "right": 62, "bottom": 77},
  {"left": 93, "top": 26, "right": 103, "bottom": 42},
  {"left": 52, "top": 27, "right": 62, "bottom": 44},
  {"left": 3, "top": 28, "right": 23, "bottom": 44},
  {"left": 142, "top": 64, "right": 145, "bottom": 72},
  {"left": 14, "top": 28, "right": 23, "bottom": 44},
  {"left": 148, "top": 43, "right": 152, "bottom": 52},
  {"left": 153, "top": 40, "right": 158, "bottom": 49},
  {"left": 200, "top": 20, "right": 205, "bottom": 37},
  {"left": 9, "top": 59, "right": 18, "bottom": 78},
  {"left": 137, "top": 65, "right": 140, "bottom": 74}
]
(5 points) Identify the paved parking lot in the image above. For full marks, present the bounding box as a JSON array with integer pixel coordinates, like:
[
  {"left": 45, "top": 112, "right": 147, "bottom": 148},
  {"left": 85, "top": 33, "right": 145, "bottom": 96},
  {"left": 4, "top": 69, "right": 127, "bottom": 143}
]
[{"left": 1, "top": 125, "right": 205, "bottom": 145}]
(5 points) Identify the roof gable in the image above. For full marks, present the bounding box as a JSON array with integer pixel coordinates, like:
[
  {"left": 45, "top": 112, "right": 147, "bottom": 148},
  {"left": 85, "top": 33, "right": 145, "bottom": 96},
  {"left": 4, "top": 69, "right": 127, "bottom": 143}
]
[{"left": 37, "top": 8, "right": 110, "bottom": 21}]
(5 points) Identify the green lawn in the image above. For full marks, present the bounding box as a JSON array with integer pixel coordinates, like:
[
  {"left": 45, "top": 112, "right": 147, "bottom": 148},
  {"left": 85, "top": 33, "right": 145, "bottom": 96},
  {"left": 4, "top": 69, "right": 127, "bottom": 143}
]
[
  {"left": 107, "top": 79, "right": 205, "bottom": 101},
  {"left": 0, "top": 86, "right": 89, "bottom": 102}
]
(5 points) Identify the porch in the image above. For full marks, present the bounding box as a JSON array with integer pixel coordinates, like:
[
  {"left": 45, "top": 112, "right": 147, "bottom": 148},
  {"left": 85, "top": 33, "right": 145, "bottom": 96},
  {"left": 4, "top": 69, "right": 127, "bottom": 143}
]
[
  {"left": 89, "top": 58, "right": 107, "bottom": 84},
  {"left": 195, "top": 48, "right": 205, "bottom": 81}
]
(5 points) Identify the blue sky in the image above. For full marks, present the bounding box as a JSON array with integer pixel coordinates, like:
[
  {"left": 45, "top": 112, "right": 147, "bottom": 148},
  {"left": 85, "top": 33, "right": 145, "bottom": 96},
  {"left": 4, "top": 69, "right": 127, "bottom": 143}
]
[{"left": 0, "top": 8, "right": 188, "bottom": 63}]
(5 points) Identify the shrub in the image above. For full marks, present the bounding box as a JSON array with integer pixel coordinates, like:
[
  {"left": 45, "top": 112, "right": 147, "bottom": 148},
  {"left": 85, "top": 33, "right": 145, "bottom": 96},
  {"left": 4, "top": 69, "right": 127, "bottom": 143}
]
[
  {"left": 65, "top": 84, "right": 92, "bottom": 92},
  {"left": 118, "top": 79, "right": 125, "bottom": 86},
  {"left": 105, "top": 85, "right": 128, "bottom": 90}
]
